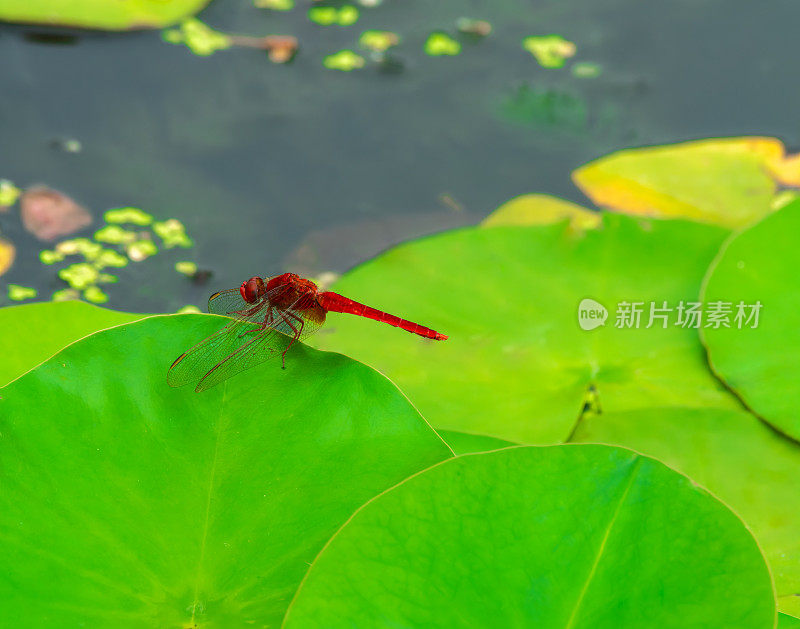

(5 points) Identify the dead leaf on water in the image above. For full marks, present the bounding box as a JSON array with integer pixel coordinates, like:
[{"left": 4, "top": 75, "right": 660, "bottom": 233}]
[{"left": 21, "top": 186, "right": 92, "bottom": 242}]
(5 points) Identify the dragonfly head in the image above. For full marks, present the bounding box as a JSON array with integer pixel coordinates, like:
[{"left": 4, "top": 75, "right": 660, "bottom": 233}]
[{"left": 240, "top": 277, "right": 266, "bottom": 303}]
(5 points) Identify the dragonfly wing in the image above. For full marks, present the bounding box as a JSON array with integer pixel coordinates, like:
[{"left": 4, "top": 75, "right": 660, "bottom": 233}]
[
  {"left": 194, "top": 326, "right": 286, "bottom": 392},
  {"left": 167, "top": 317, "right": 266, "bottom": 389},
  {"left": 208, "top": 288, "right": 251, "bottom": 318}
]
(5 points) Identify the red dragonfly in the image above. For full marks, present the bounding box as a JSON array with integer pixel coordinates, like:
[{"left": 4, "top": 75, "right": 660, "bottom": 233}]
[{"left": 168, "top": 272, "right": 448, "bottom": 392}]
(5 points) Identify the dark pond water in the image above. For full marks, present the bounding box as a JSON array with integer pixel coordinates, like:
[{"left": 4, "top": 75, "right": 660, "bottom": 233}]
[{"left": 1, "top": 0, "right": 798, "bottom": 312}]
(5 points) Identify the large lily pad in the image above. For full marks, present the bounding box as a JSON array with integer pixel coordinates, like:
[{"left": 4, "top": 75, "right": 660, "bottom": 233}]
[
  {"left": 0, "top": 0, "right": 210, "bottom": 30},
  {"left": 284, "top": 445, "right": 775, "bottom": 628},
  {"left": 780, "top": 614, "right": 800, "bottom": 628},
  {"left": 701, "top": 199, "right": 800, "bottom": 441},
  {"left": 0, "top": 301, "right": 143, "bottom": 387},
  {"left": 0, "top": 315, "right": 452, "bottom": 626},
  {"left": 314, "top": 213, "right": 737, "bottom": 444},
  {"left": 573, "top": 137, "right": 800, "bottom": 228},
  {"left": 571, "top": 406, "right": 800, "bottom": 614}
]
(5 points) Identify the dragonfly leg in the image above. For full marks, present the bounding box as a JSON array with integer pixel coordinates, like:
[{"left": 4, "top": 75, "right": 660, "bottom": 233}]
[
  {"left": 238, "top": 306, "right": 273, "bottom": 338},
  {"left": 278, "top": 311, "right": 305, "bottom": 369}
]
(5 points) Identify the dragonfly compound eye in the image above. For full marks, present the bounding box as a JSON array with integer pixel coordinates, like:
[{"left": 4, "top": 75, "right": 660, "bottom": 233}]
[{"left": 239, "top": 277, "right": 265, "bottom": 303}]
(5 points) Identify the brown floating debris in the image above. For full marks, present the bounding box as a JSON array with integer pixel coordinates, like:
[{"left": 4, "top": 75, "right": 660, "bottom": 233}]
[
  {"left": 228, "top": 35, "right": 298, "bottom": 63},
  {"left": 20, "top": 185, "right": 92, "bottom": 241}
]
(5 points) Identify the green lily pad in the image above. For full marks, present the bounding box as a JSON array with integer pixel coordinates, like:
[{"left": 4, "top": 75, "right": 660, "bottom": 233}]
[
  {"left": 0, "top": 315, "right": 452, "bottom": 626},
  {"left": 314, "top": 214, "right": 737, "bottom": 444},
  {"left": 0, "top": 0, "right": 210, "bottom": 30},
  {"left": 284, "top": 445, "right": 775, "bottom": 628},
  {"left": 571, "top": 406, "right": 800, "bottom": 613},
  {"left": 573, "top": 137, "right": 800, "bottom": 228},
  {"left": 780, "top": 614, "right": 800, "bottom": 628},
  {"left": 0, "top": 301, "right": 142, "bottom": 387},
  {"left": 523, "top": 34, "right": 576, "bottom": 68},
  {"left": 437, "top": 429, "right": 516, "bottom": 455},
  {"left": 701, "top": 199, "right": 800, "bottom": 440},
  {"left": 481, "top": 193, "right": 600, "bottom": 229}
]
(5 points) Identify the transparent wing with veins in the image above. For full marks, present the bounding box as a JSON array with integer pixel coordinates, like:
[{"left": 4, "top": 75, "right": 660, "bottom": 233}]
[{"left": 168, "top": 286, "right": 325, "bottom": 392}]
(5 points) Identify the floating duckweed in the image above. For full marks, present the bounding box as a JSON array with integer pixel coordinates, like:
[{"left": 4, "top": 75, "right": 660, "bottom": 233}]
[
  {"left": 359, "top": 30, "right": 400, "bottom": 52},
  {"left": 162, "top": 28, "right": 184, "bottom": 44},
  {"left": 153, "top": 219, "right": 193, "bottom": 248},
  {"left": 338, "top": 5, "right": 359, "bottom": 25},
  {"left": 456, "top": 18, "right": 492, "bottom": 37},
  {"left": 59, "top": 263, "right": 99, "bottom": 290},
  {"left": 92, "top": 249, "right": 129, "bottom": 269},
  {"left": 358, "top": 0, "right": 382, "bottom": 5},
  {"left": 163, "top": 19, "right": 232, "bottom": 56},
  {"left": 97, "top": 273, "right": 118, "bottom": 284},
  {"left": 425, "top": 32, "right": 461, "bottom": 56},
  {"left": 56, "top": 238, "right": 103, "bottom": 259},
  {"left": 8, "top": 284, "right": 37, "bottom": 301},
  {"left": 323, "top": 50, "right": 365, "bottom": 71},
  {"left": 177, "top": 305, "right": 203, "bottom": 314},
  {"left": 309, "top": 5, "right": 359, "bottom": 26},
  {"left": 83, "top": 286, "right": 109, "bottom": 304},
  {"left": 40, "top": 250, "right": 66, "bottom": 265},
  {"left": 523, "top": 35, "right": 576, "bottom": 68},
  {"left": 126, "top": 239, "right": 159, "bottom": 262},
  {"left": 0, "top": 179, "right": 21, "bottom": 207},
  {"left": 175, "top": 261, "right": 199, "bottom": 276},
  {"left": 94, "top": 225, "right": 138, "bottom": 245},
  {"left": 51, "top": 288, "right": 80, "bottom": 302},
  {"left": 254, "top": 0, "right": 294, "bottom": 9},
  {"left": 104, "top": 207, "right": 153, "bottom": 226},
  {"left": 571, "top": 61, "right": 602, "bottom": 78}
]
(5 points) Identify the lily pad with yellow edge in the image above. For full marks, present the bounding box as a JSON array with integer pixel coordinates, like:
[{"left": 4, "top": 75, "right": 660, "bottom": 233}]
[
  {"left": 573, "top": 136, "right": 800, "bottom": 228},
  {"left": 482, "top": 193, "right": 600, "bottom": 230}
]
